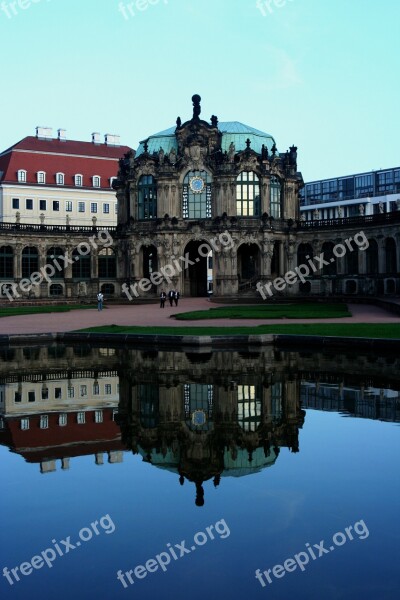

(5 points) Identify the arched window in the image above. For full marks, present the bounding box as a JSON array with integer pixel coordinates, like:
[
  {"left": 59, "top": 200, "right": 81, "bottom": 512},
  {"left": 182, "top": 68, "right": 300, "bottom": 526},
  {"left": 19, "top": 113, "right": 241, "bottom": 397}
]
[
  {"left": 297, "top": 243, "right": 313, "bottom": 267},
  {"left": 37, "top": 171, "right": 46, "bottom": 184},
  {"left": 46, "top": 247, "right": 64, "bottom": 278},
  {"left": 17, "top": 169, "right": 27, "bottom": 183},
  {"left": 321, "top": 242, "right": 337, "bottom": 275},
  {"left": 236, "top": 172, "right": 260, "bottom": 216},
  {"left": 0, "top": 246, "right": 13, "bottom": 278},
  {"left": 92, "top": 176, "right": 101, "bottom": 188},
  {"left": 366, "top": 239, "right": 379, "bottom": 274},
  {"left": 72, "top": 248, "right": 90, "bottom": 279},
  {"left": 138, "top": 175, "right": 157, "bottom": 219},
  {"left": 50, "top": 284, "right": 63, "bottom": 297},
  {"left": 237, "top": 385, "right": 262, "bottom": 432},
  {"left": 98, "top": 248, "right": 116, "bottom": 278},
  {"left": 56, "top": 172, "right": 64, "bottom": 185},
  {"left": 385, "top": 238, "right": 397, "bottom": 274},
  {"left": 182, "top": 170, "right": 212, "bottom": 219},
  {"left": 270, "top": 176, "right": 282, "bottom": 218},
  {"left": 74, "top": 174, "right": 83, "bottom": 187},
  {"left": 21, "top": 247, "right": 38, "bottom": 278},
  {"left": 101, "top": 283, "right": 115, "bottom": 296},
  {"left": 346, "top": 248, "right": 359, "bottom": 275}
]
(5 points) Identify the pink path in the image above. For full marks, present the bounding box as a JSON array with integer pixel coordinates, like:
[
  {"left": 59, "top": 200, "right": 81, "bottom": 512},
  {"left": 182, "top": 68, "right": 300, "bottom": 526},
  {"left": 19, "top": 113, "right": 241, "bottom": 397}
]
[{"left": 0, "top": 300, "right": 398, "bottom": 335}]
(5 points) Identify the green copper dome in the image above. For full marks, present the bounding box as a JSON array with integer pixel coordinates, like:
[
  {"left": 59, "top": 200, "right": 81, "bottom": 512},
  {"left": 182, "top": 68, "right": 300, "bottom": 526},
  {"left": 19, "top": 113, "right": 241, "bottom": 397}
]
[{"left": 136, "top": 121, "right": 278, "bottom": 157}]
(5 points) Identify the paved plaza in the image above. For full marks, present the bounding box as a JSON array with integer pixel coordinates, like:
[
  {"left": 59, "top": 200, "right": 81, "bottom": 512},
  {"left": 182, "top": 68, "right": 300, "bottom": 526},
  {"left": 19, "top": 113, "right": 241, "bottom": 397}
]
[{"left": 0, "top": 300, "right": 398, "bottom": 335}]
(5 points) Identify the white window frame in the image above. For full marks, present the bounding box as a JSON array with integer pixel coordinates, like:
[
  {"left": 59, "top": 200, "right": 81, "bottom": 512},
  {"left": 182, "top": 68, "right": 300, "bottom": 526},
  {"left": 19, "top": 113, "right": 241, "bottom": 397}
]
[
  {"left": 78, "top": 202, "right": 85, "bottom": 213},
  {"left": 110, "top": 177, "right": 116, "bottom": 188},
  {"left": 75, "top": 174, "right": 83, "bottom": 187},
  {"left": 37, "top": 171, "right": 46, "bottom": 184},
  {"left": 21, "top": 418, "right": 30, "bottom": 430},
  {"left": 77, "top": 411, "right": 86, "bottom": 424},
  {"left": 56, "top": 172, "right": 64, "bottom": 185},
  {"left": 94, "top": 410, "right": 103, "bottom": 423},
  {"left": 91, "top": 203, "right": 98, "bottom": 214},
  {"left": 66, "top": 201, "right": 73, "bottom": 212},
  {"left": 92, "top": 175, "right": 101, "bottom": 188},
  {"left": 40, "top": 415, "right": 49, "bottom": 429},
  {"left": 103, "top": 203, "right": 110, "bottom": 214},
  {"left": 59, "top": 413, "right": 67, "bottom": 427},
  {"left": 17, "top": 169, "right": 27, "bottom": 183}
]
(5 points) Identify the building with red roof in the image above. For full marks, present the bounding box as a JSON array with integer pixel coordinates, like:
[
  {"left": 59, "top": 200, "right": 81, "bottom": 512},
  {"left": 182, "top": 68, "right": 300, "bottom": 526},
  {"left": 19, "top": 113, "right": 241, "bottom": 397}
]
[{"left": 0, "top": 127, "right": 131, "bottom": 226}]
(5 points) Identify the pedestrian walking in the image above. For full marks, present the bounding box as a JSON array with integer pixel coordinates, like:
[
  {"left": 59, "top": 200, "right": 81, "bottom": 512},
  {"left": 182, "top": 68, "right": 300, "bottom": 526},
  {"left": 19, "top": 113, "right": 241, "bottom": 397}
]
[
  {"left": 160, "top": 290, "right": 166, "bottom": 308},
  {"left": 174, "top": 290, "right": 180, "bottom": 306},
  {"left": 168, "top": 289, "right": 174, "bottom": 307},
  {"left": 97, "top": 291, "right": 104, "bottom": 311}
]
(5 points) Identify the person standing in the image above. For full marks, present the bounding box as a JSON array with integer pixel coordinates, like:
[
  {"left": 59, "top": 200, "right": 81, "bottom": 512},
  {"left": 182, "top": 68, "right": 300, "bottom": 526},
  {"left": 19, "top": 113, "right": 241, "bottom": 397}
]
[
  {"left": 168, "top": 289, "right": 174, "bottom": 307},
  {"left": 97, "top": 291, "right": 104, "bottom": 311},
  {"left": 174, "top": 290, "right": 180, "bottom": 307},
  {"left": 160, "top": 290, "right": 166, "bottom": 308}
]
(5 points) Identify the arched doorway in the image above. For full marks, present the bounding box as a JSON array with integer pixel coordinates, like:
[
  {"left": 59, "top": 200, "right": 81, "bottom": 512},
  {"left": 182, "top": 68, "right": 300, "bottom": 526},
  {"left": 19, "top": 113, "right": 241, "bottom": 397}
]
[
  {"left": 237, "top": 243, "right": 260, "bottom": 288},
  {"left": 183, "top": 241, "right": 208, "bottom": 297},
  {"left": 142, "top": 245, "right": 158, "bottom": 280}
]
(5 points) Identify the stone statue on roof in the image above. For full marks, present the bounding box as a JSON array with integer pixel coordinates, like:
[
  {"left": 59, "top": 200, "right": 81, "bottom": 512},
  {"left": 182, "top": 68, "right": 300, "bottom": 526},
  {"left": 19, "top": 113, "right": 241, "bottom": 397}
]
[
  {"left": 228, "top": 142, "right": 235, "bottom": 162},
  {"left": 192, "top": 94, "right": 201, "bottom": 119}
]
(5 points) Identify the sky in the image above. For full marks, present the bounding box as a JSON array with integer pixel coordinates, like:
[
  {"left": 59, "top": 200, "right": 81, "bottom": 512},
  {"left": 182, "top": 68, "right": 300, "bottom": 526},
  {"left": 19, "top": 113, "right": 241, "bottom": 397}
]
[{"left": 0, "top": 0, "right": 399, "bottom": 182}]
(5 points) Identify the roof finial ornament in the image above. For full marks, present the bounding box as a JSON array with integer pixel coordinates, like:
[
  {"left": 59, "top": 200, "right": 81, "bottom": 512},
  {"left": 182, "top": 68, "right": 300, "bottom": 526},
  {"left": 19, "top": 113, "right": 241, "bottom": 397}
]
[
  {"left": 176, "top": 116, "right": 181, "bottom": 128},
  {"left": 246, "top": 138, "right": 251, "bottom": 150},
  {"left": 192, "top": 94, "right": 201, "bottom": 120},
  {"left": 210, "top": 115, "right": 218, "bottom": 127}
]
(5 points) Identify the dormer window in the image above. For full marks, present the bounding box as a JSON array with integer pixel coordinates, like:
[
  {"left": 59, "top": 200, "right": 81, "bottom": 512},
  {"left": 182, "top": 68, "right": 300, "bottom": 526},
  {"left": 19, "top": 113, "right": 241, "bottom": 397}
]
[
  {"left": 110, "top": 177, "right": 116, "bottom": 188},
  {"left": 56, "top": 172, "right": 64, "bottom": 185},
  {"left": 37, "top": 171, "right": 46, "bottom": 184},
  {"left": 93, "top": 176, "right": 101, "bottom": 188},
  {"left": 17, "top": 169, "right": 27, "bottom": 183},
  {"left": 75, "top": 174, "right": 83, "bottom": 187}
]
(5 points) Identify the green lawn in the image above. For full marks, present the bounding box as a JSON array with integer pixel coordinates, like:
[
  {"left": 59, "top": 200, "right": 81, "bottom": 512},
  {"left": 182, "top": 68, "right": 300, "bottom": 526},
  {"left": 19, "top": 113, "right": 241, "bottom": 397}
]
[
  {"left": 76, "top": 323, "right": 400, "bottom": 339},
  {"left": 0, "top": 304, "right": 97, "bottom": 318},
  {"left": 173, "top": 303, "right": 351, "bottom": 320}
]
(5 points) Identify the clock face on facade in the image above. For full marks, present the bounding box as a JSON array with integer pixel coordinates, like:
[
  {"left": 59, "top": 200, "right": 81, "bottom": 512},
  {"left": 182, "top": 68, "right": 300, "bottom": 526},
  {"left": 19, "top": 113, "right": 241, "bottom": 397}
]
[{"left": 189, "top": 176, "right": 205, "bottom": 193}]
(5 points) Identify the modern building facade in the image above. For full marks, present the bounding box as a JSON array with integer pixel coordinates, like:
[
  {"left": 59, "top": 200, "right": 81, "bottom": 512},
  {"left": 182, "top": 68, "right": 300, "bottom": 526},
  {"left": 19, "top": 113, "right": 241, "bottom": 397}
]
[{"left": 300, "top": 166, "right": 400, "bottom": 221}]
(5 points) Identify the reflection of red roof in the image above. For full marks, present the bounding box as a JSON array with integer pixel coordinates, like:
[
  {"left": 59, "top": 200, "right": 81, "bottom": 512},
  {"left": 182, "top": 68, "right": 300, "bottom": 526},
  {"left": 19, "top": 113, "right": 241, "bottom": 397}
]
[
  {"left": 0, "top": 136, "right": 131, "bottom": 190},
  {"left": 0, "top": 409, "right": 125, "bottom": 463}
]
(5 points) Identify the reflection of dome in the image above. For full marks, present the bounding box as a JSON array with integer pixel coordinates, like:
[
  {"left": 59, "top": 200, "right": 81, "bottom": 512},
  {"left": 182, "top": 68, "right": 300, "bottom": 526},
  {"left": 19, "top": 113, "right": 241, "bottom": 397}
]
[
  {"left": 222, "top": 447, "right": 277, "bottom": 477},
  {"left": 136, "top": 122, "right": 278, "bottom": 157},
  {"left": 137, "top": 445, "right": 277, "bottom": 477}
]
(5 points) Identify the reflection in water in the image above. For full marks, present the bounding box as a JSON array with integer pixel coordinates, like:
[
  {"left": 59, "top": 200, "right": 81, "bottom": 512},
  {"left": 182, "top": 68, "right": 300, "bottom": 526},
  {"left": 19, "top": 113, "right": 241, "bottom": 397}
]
[{"left": 0, "top": 345, "right": 399, "bottom": 502}]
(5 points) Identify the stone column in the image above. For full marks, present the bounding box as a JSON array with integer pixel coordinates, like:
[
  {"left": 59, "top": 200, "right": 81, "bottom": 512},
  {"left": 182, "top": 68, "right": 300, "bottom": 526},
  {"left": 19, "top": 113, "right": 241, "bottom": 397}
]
[
  {"left": 14, "top": 243, "right": 22, "bottom": 279},
  {"left": 261, "top": 180, "right": 270, "bottom": 215},
  {"left": 377, "top": 237, "right": 386, "bottom": 274}
]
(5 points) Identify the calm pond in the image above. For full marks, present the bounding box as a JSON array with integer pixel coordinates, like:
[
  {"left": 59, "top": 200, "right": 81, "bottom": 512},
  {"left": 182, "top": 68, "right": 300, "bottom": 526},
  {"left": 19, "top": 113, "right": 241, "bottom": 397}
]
[{"left": 0, "top": 344, "right": 399, "bottom": 600}]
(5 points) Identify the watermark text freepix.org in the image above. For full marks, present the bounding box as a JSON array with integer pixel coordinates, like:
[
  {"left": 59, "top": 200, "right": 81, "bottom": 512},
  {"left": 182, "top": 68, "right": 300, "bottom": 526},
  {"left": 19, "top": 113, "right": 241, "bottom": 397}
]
[
  {"left": 117, "top": 518, "right": 230, "bottom": 588},
  {"left": 3, "top": 514, "right": 116, "bottom": 586},
  {"left": 122, "top": 230, "right": 234, "bottom": 299},
  {"left": 118, "top": 0, "right": 168, "bottom": 21},
  {"left": 1, "top": 0, "right": 51, "bottom": 19},
  {"left": 255, "top": 518, "right": 369, "bottom": 587},
  {"left": 256, "top": 0, "right": 295, "bottom": 17},
  {"left": 2, "top": 229, "right": 113, "bottom": 302},
  {"left": 257, "top": 230, "right": 369, "bottom": 299}
]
